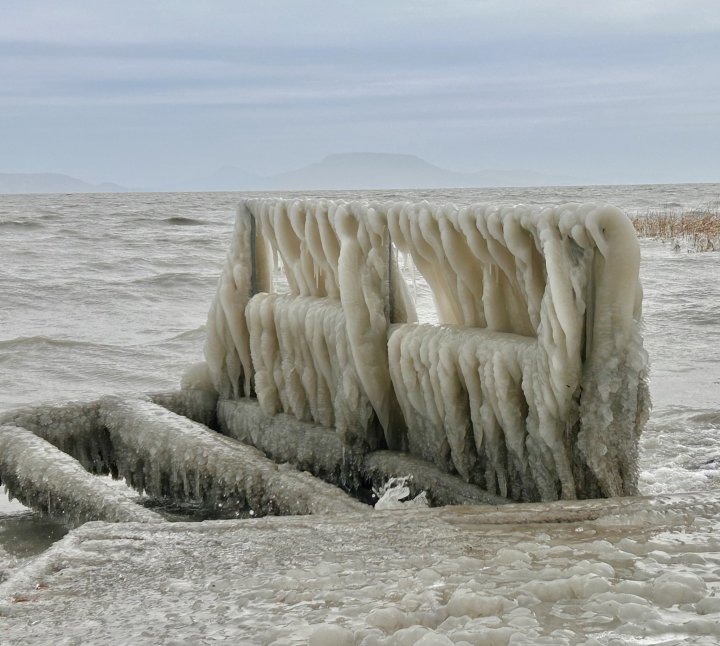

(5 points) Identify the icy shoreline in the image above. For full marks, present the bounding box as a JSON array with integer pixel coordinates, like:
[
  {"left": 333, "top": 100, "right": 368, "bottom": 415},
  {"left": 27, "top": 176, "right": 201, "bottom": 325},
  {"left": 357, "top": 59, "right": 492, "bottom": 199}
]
[{"left": 2, "top": 493, "right": 719, "bottom": 644}]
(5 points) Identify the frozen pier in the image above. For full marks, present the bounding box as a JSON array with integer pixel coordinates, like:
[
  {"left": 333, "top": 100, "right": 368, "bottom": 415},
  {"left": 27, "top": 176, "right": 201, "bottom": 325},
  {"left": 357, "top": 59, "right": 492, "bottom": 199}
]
[{"left": 0, "top": 198, "right": 649, "bottom": 524}]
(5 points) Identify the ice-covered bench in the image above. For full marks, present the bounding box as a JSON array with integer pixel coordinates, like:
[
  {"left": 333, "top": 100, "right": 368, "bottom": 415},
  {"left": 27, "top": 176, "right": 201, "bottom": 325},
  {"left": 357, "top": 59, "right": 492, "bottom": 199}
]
[{"left": 203, "top": 198, "right": 649, "bottom": 503}]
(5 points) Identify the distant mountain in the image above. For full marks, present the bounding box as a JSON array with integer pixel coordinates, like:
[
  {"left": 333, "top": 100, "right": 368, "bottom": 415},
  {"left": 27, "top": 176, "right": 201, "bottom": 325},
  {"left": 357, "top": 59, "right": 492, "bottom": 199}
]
[
  {"left": 0, "top": 155, "right": 585, "bottom": 194},
  {"left": 195, "top": 153, "right": 585, "bottom": 191},
  {"left": 271, "top": 153, "right": 464, "bottom": 190},
  {"left": 0, "top": 173, "right": 128, "bottom": 195},
  {"left": 193, "top": 165, "right": 266, "bottom": 191}
]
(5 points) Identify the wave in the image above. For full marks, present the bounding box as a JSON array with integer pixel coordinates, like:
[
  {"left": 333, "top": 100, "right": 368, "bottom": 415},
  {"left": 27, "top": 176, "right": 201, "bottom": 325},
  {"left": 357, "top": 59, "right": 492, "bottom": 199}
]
[
  {"left": 0, "top": 327, "right": 207, "bottom": 354},
  {"left": 154, "top": 326, "right": 206, "bottom": 346},
  {"left": 689, "top": 410, "right": 720, "bottom": 425},
  {"left": 128, "top": 272, "right": 215, "bottom": 288},
  {"left": 0, "top": 220, "right": 44, "bottom": 230},
  {"left": 161, "top": 216, "right": 210, "bottom": 226},
  {"left": 0, "top": 335, "right": 130, "bottom": 353}
]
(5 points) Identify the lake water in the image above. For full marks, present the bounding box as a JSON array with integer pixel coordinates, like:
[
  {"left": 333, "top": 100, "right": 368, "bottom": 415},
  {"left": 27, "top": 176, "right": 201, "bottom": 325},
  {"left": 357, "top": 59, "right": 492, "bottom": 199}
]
[{"left": 1, "top": 185, "right": 719, "bottom": 642}]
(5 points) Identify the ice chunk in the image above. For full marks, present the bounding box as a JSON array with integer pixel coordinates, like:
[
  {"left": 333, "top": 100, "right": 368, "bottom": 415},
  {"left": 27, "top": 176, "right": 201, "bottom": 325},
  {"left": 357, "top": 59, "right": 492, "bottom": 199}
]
[{"left": 373, "top": 476, "right": 428, "bottom": 510}]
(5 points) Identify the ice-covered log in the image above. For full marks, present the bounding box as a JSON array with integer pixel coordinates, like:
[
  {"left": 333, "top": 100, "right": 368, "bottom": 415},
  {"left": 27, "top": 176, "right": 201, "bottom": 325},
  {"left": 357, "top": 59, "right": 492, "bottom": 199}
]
[
  {"left": 0, "top": 425, "right": 163, "bottom": 526},
  {"left": 149, "top": 388, "right": 219, "bottom": 429},
  {"left": 100, "top": 398, "right": 368, "bottom": 516},
  {"left": 217, "top": 398, "right": 511, "bottom": 506}
]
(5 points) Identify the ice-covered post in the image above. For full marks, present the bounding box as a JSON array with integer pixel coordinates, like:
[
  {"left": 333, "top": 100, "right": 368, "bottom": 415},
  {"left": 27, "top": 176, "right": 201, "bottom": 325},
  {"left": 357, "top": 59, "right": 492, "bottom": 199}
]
[{"left": 204, "top": 203, "right": 271, "bottom": 399}]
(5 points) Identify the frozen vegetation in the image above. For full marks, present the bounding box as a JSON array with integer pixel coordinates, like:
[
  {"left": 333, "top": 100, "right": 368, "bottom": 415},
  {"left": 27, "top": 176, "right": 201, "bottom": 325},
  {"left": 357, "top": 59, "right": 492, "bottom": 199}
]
[{"left": 633, "top": 207, "right": 720, "bottom": 252}]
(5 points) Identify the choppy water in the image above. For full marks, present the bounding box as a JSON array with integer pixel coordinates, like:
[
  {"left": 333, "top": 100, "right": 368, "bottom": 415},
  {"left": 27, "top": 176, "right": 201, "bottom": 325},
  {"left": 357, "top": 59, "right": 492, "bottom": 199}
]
[{"left": 1, "top": 184, "right": 719, "bottom": 520}]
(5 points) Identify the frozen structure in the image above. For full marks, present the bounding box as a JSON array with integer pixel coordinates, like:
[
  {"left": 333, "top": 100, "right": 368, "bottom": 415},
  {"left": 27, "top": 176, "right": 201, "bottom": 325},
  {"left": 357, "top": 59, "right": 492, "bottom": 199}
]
[
  {"left": 0, "top": 198, "right": 649, "bottom": 525},
  {"left": 205, "top": 198, "right": 649, "bottom": 503}
]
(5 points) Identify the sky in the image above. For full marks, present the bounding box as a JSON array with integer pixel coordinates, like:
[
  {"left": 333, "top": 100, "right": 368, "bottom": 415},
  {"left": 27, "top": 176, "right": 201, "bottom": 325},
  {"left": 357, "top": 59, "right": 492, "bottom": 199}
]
[{"left": 1, "top": 1, "right": 719, "bottom": 187}]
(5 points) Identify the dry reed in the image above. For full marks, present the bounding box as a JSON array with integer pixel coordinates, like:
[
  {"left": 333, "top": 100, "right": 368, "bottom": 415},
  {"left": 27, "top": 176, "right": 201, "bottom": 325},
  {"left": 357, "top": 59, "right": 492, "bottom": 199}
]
[{"left": 632, "top": 204, "right": 720, "bottom": 252}]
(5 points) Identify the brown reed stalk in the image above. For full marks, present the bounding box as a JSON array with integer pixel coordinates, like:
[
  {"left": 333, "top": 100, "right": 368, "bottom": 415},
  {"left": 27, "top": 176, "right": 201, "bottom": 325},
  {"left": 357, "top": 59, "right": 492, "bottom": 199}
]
[{"left": 631, "top": 205, "right": 720, "bottom": 252}]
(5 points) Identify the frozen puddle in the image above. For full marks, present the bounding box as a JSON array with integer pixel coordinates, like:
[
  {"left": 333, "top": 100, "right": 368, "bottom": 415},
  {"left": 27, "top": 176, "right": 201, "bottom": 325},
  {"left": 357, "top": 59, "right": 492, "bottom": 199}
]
[{"left": 1, "top": 493, "right": 719, "bottom": 645}]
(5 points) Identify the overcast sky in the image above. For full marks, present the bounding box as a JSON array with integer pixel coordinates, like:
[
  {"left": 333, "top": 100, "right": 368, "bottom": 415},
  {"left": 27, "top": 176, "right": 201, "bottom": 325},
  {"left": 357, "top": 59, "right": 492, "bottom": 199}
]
[{"left": 2, "top": 1, "right": 719, "bottom": 186}]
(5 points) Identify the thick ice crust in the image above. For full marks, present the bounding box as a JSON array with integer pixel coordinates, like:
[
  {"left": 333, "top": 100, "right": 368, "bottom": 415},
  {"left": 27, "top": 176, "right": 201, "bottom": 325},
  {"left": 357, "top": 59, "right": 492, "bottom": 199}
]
[
  {"left": 217, "top": 397, "right": 510, "bottom": 506},
  {"left": 0, "top": 425, "right": 163, "bottom": 526},
  {"left": 2, "top": 492, "right": 719, "bottom": 645},
  {"left": 0, "top": 396, "right": 367, "bottom": 521},
  {"left": 100, "top": 398, "right": 368, "bottom": 516},
  {"left": 0, "top": 399, "right": 112, "bottom": 475},
  {"left": 386, "top": 202, "right": 649, "bottom": 501},
  {"left": 205, "top": 199, "right": 414, "bottom": 449},
  {"left": 148, "top": 388, "right": 219, "bottom": 428},
  {"left": 204, "top": 199, "right": 648, "bottom": 502},
  {"left": 217, "top": 398, "right": 366, "bottom": 490}
]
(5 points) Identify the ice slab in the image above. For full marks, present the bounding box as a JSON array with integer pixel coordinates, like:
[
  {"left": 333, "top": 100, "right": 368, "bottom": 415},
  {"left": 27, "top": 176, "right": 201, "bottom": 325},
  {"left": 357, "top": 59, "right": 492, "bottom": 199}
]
[
  {"left": 1, "top": 492, "right": 719, "bottom": 644},
  {"left": 0, "top": 426, "right": 162, "bottom": 526},
  {"left": 364, "top": 451, "right": 509, "bottom": 507}
]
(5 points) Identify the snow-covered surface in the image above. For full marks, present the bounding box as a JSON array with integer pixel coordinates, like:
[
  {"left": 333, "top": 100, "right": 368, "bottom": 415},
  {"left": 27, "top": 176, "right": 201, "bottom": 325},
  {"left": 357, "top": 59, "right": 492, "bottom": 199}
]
[{"left": 1, "top": 494, "right": 719, "bottom": 644}]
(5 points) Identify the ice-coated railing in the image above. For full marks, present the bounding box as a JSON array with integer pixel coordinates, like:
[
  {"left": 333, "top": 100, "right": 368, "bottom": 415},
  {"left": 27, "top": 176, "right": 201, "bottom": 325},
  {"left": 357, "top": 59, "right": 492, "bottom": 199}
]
[{"left": 203, "top": 198, "right": 650, "bottom": 502}]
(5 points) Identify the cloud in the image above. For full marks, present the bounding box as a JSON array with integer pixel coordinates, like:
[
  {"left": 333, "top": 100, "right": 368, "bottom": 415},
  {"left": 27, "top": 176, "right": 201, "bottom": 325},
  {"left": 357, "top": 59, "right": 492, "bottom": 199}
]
[{"left": 0, "top": 1, "right": 719, "bottom": 184}]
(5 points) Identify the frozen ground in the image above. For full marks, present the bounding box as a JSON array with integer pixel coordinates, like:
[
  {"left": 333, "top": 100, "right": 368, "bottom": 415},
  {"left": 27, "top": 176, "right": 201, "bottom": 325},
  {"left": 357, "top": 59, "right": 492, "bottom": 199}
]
[{"left": 1, "top": 494, "right": 720, "bottom": 645}]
